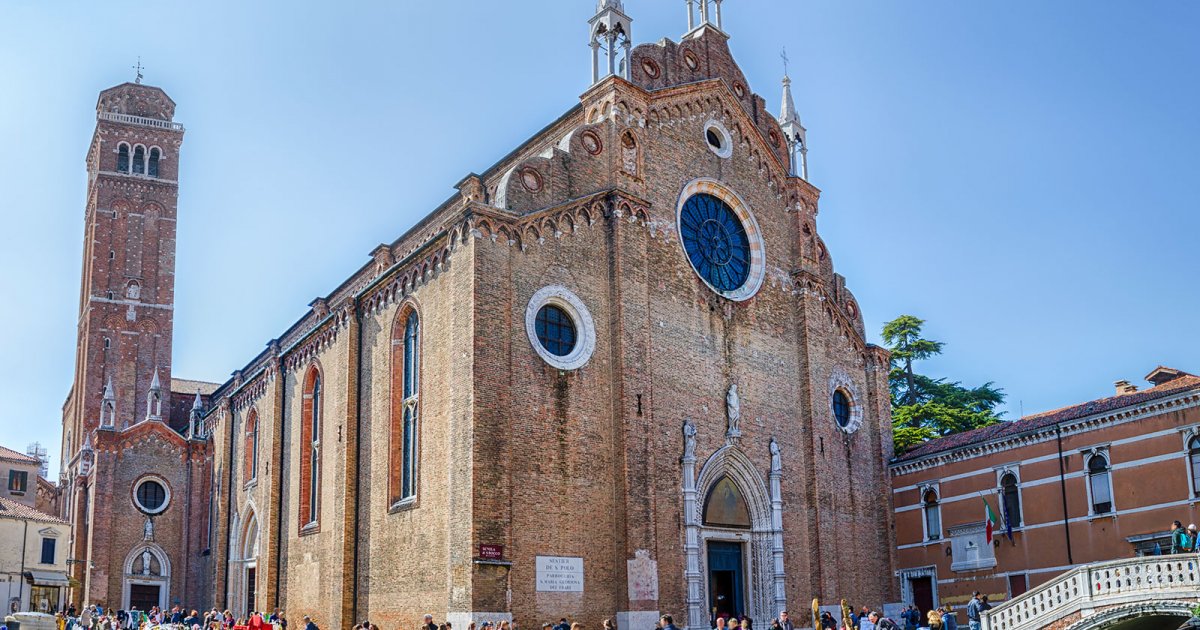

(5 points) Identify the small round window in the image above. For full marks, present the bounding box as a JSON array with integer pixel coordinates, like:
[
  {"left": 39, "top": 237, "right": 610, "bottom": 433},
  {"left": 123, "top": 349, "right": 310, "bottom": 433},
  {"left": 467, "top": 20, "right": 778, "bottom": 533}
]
[
  {"left": 832, "top": 390, "right": 851, "bottom": 428},
  {"left": 134, "top": 478, "right": 169, "bottom": 514},
  {"left": 703, "top": 120, "right": 732, "bottom": 158},
  {"left": 525, "top": 286, "right": 597, "bottom": 371},
  {"left": 535, "top": 304, "right": 577, "bottom": 357}
]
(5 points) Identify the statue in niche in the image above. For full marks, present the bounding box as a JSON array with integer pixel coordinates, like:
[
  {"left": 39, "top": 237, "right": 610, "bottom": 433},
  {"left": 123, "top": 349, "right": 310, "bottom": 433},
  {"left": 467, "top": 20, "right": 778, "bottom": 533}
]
[
  {"left": 770, "top": 438, "right": 781, "bottom": 472},
  {"left": 682, "top": 419, "right": 697, "bottom": 459},
  {"left": 726, "top": 384, "right": 741, "bottom": 438},
  {"left": 141, "top": 548, "right": 152, "bottom": 575},
  {"left": 143, "top": 517, "right": 153, "bottom": 541}
]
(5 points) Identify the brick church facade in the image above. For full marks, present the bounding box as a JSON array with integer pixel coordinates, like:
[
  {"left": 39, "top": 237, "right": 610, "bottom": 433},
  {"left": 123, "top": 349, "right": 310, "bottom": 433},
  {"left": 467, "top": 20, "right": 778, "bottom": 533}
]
[{"left": 57, "top": 2, "right": 898, "bottom": 627}]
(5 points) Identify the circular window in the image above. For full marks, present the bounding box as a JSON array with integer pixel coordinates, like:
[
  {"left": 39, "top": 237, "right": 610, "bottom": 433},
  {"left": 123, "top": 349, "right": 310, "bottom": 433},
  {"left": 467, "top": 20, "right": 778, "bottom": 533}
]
[
  {"left": 535, "top": 304, "right": 576, "bottom": 357},
  {"left": 133, "top": 477, "right": 169, "bottom": 514},
  {"left": 519, "top": 167, "right": 543, "bottom": 193},
  {"left": 703, "top": 120, "right": 733, "bottom": 158},
  {"left": 684, "top": 51, "right": 699, "bottom": 71},
  {"left": 734, "top": 83, "right": 746, "bottom": 98},
  {"left": 581, "top": 130, "right": 603, "bottom": 155},
  {"left": 641, "top": 59, "right": 661, "bottom": 79},
  {"left": 832, "top": 390, "right": 851, "bottom": 428},
  {"left": 675, "top": 179, "right": 765, "bottom": 302},
  {"left": 525, "top": 286, "right": 596, "bottom": 370}
]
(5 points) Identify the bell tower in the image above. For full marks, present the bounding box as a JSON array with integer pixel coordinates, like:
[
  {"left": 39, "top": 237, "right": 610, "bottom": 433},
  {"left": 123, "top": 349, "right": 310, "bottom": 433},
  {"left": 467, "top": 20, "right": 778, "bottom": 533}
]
[
  {"left": 589, "top": 0, "right": 633, "bottom": 84},
  {"left": 64, "top": 80, "right": 185, "bottom": 453}
]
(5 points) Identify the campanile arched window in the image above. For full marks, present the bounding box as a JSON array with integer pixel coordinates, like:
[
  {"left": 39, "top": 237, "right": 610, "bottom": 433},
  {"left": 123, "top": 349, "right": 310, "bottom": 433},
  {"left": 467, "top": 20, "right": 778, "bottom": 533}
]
[
  {"left": 1087, "top": 452, "right": 1113, "bottom": 515},
  {"left": 300, "top": 367, "right": 322, "bottom": 530},
  {"left": 132, "top": 146, "right": 146, "bottom": 175},
  {"left": 148, "top": 148, "right": 161, "bottom": 177},
  {"left": 117, "top": 144, "right": 130, "bottom": 173},
  {"left": 390, "top": 309, "right": 420, "bottom": 507}
]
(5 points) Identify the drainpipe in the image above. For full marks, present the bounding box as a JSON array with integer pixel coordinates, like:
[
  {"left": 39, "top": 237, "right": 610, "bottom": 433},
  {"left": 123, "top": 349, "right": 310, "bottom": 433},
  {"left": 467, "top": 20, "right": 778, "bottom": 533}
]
[
  {"left": 1055, "top": 425, "right": 1073, "bottom": 565},
  {"left": 222, "top": 404, "right": 236, "bottom": 610},
  {"left": 348, "top": 301, "right": 364, "bottom": 623},
  {"left": 274, "top": 355, "right": 287, "bottom": 612},
  {"left": 20, "top": 520, "right": 28, "bottom": 610}
]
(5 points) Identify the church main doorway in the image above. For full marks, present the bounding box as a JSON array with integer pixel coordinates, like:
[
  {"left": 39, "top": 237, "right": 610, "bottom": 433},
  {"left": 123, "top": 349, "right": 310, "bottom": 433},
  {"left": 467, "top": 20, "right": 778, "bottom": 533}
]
[
  {"left": 129, "top": 584, "right": 160, "bottom": 611},
  {"left": 707, "top": 541, "right": 745, "bottom": 620}
]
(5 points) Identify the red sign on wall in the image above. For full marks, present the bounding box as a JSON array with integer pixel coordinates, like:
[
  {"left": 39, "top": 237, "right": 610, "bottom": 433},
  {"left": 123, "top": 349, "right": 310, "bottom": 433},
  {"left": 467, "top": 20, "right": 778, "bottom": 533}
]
[{"left": 479, "top": 544, "right": 504, "bottom": 560}]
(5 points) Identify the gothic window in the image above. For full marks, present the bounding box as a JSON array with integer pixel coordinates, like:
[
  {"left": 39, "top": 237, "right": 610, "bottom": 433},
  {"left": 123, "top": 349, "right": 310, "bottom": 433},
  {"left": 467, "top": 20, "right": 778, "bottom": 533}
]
[
  {"left": 132, "top": 146, "right": 146, "bottom": 175},
  {"left": 832, "top": 390, "right": 851, "bottom": 428},
  {"left": 923, "top": 489, "right": 941, "bottom": 541},
  {"left": 1190, "top": 437, "right": 1200, "bottom": 498},
  {"left": 134, "top": 478, "right": 168, "bottom": 514},
  {"left": 117, "top": 144, "right": 130, "bottom": 173},
  {"left": 1000, "top": 472, "right": 1021, "bottom": 527},
  {"left": 1087, "top": 453, "right": 1113, "bottom": 515},
  {"left": 391, "top": 310, "right": 420, "bottom": 506},
  {"left": 244, "top": 410, "right": 258, "bottom": 484},
  {"left": 300, "top": 367, "right": 322, "bottom": 530},
  {"left": 535, "top": 304, "right": 577, "bottom": 357},
  {"left": 703, "top": 476, "right": 751, "bottom": 528},
  {"left": 148, "top": 148, "right": 160, "bottom": 177},
  {"left": 621, "top": 131, "right": 638, "bottom": 175},
  {"left": 680, "top": 193, "right": 751, "bottom": 293}
]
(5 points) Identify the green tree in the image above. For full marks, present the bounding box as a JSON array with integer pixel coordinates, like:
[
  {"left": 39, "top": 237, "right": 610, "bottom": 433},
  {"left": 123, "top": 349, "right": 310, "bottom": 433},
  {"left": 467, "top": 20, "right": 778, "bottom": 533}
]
[{"left": 882, "top": 315, "right": 1005, "bottom": 452}]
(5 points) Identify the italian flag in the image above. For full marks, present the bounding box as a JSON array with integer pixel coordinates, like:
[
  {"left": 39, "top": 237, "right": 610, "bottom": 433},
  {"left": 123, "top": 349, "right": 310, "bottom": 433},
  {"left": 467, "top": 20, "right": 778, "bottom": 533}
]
[{"left": 984, "top": 496, "right": 998, "bottom": 544}]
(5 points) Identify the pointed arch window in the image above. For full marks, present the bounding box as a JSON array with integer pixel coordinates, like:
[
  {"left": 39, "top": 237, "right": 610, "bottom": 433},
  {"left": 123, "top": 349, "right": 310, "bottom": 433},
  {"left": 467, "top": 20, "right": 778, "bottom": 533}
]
[
  {"left": 390, "top": 309, "right": 420, "bottom": 507},
  {"left": 703, "top": 476, "right": 751, "bottom": 528},
  {"left": 244, "top": 410, "right": 259, "bottom": 484},
  {"left": 1000, "top": 472, "right": 1021, "bottom": 528},
  {"left": 299, "top": 368, "right": 322, "bottom": 531},
  {"left": 923, "top": 488, "right": 941, "bottom": 541},
  {"left": 117, "top": 144, "right": 130, "bottom": 173},
  {"left": 1190, "top": 436, "right": 1200, "bottom": 498},
  {"left": 1087, "top": 453, "right": 1113, "bottom": 515},
  {"left": 132, "top": 146, "right": 145, "bottom": 175},
  {"left": 148, "top": 148, "right": 160, "bottom": 177}
]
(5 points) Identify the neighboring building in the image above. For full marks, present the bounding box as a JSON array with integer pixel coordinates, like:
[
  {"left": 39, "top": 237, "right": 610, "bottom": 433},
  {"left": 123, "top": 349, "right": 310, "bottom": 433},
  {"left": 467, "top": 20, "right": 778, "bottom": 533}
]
[
  {"left": 0, "top": 495, "right": 71, "bottom": 614},
  {"left": 55, "top": 73, "right": 219, "bottom": 611},
  {"left": 1, "top": 446, "right": 41, "bottom": 509},
  {"left": 58, "top": 2, "right": 899, "bottom": 627},
  {"left": 890, "top": 366, "right": 1200, "bottom": 616}
]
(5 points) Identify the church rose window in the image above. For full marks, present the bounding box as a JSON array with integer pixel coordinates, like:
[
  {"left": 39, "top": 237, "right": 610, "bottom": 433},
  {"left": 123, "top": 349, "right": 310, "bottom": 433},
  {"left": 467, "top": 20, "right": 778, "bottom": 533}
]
[
  {"left": 134, "top": 478, "right": 168, "bottom": 514},
  {"left": 535, "top": 305, "right": 577, "bottom": 357},
  {"left": 675, "top": 179, "right": 765, "bottom": 302},
  {"left": 680, "top": 193, "right": 751, "bottom": 292}
]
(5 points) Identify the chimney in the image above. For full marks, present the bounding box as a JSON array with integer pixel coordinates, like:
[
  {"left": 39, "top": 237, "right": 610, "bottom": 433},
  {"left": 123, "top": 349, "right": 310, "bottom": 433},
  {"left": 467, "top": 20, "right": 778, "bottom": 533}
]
[{"left": 1114, "top": 380, "right": 1139, "bottom": 395}]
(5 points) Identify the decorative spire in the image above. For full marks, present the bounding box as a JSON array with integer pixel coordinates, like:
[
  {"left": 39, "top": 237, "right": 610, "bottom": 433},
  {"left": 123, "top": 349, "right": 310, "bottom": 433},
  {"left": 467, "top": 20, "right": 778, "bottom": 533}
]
[
  {"left": 589, "top": 0, "right": 633, "bottom": 84},
  {"left": 99, "top": 376, "right": 116, "bottom": 429},
  {"left": 145, "top": 368, "right": 163, "bottom": 422},
  {"left": 777, "top": 50, "right": 809, "bottom": 180},
  {"left": 191, "top": 389, "right": 203, "bottom": 411},
  {"left": 686, "top": 0, "right": 724, "bottom": 34}
]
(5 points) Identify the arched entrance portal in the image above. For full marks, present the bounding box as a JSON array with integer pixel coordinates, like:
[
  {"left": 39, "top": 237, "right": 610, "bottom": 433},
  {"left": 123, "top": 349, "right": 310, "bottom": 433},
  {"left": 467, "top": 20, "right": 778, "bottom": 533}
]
[
  {"left": 682, "top": 440, "right": 786, "bottom": 630},
  {"left": 121, "top": 544, "right": 170, "bottom": 611},
  {"left": 229, "top": 507, "right": 260, "bottom": 615}
]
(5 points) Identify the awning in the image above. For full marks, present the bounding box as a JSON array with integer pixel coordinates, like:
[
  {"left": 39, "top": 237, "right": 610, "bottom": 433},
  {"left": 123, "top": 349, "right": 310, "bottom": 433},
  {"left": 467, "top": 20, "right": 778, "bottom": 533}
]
[{"left": 23, "top": 570, "right": 70, "bottom": 586}]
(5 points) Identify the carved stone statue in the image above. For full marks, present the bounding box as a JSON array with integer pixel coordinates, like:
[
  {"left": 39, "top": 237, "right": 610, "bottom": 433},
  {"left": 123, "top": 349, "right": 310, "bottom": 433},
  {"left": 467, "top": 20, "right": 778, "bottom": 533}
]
[
  {"left": 143, "top": 517, "right": 153, "bottom": 541},
  {"left": 770, "top": 438, "right": 781, "bottom": 472},
  {"left": 682, "top": 419, "right": 697, "bottom": 459},
  {"left": 726, "top": 384, "right": 741, "bottom": 438},
  {"left": 141, "top": 548, "right": 152, "bottom": 575}
]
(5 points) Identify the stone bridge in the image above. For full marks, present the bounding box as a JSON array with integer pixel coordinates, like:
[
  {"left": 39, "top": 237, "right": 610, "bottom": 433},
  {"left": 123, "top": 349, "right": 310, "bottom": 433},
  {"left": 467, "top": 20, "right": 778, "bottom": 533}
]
[{"left": 982, "top": 554, "right": 1199, "bottom": 630}]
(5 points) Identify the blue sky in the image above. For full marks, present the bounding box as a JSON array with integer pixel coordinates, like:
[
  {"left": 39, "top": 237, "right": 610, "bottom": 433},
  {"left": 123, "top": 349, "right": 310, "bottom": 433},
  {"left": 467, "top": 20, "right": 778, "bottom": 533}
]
[{"left": 1, "top": 1, "right": 1197, "bottom": 475}]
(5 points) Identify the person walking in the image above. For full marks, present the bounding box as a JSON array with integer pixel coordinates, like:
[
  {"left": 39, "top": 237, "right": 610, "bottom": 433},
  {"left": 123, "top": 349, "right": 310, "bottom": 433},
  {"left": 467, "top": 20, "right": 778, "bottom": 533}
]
[
  {"left": 661, "top": 615, "right": 680, "bottom": 630},
  {"left": 1172, "top": 521, "right": 1192, "bottom": 553},
  {"left": 940, "top": 608, "right": 957, "bottom": 630},
  {"left": 776, "top": 611, "right": 793, "bottom": 630},
  {"left": 926, "top": 608, "right": 942, "bottom": 630}
]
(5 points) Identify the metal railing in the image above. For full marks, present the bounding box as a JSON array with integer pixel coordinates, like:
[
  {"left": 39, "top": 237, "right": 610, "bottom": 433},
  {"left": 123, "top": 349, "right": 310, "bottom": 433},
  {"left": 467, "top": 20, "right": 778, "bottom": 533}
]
[
  {"left": 982, "top": 554, "right": 1199, "bottom": 630},
  {"left": 97, "top": 111, "right": 184, "bottom": 131}
]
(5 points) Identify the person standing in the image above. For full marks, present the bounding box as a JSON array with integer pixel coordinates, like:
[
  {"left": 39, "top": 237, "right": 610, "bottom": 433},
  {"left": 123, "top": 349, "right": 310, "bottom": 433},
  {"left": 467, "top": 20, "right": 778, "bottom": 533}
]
[
  {"left": 966, "top": 592, "right": 983, "bottom": 630},
  {"left": 302, "top": 617, "right": 318, "bottom": 630},
  {"left": 660, "top": 616, "right": 679, "bottom": 630},
  {"left": 868, "top": 613, "right": 898, "bottom": 630},
  {"left": 776, "top": 611, "right": 793, "bottom": 630},
  {"left": 940, "top": 608, "right": 957, "bottom": 630}
]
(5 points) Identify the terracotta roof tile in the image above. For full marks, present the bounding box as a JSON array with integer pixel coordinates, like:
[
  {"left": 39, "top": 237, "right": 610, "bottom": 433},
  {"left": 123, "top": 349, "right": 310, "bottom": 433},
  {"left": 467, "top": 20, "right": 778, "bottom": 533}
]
[
  {"left": 0, "top": 444, "right": 39, "bottom": 465},
  {"left": 894, "top": 373, "right": 1200, "bottom": 463},
  {"left": 0, "top": 496, "right": 67, "bottom": 524}
]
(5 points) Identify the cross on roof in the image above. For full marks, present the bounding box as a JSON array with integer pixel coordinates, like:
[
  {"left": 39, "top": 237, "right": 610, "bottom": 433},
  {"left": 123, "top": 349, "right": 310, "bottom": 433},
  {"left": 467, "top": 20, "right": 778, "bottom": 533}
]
[
  {"left": 780, "top": 47, "right": 790, "bottom": 78},
  {"left": 133, "top": 57, "right": 144, "bottom": 84}
]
